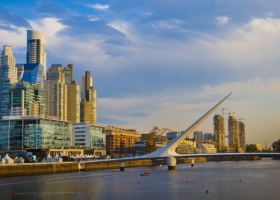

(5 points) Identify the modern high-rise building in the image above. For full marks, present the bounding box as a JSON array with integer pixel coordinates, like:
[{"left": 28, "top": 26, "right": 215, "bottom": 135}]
[
  {"left": 21, "top": 63, "right": 45, "bottom": 88},
  {"left": 45, "top": 65, "right": 67, "bottom": 121},
  {"left": 228, "top": 116, "right": 239, "bottom": 152},
  {"left": 26, "top": 30, "right": 46, "bottom": 76},
  {"left": 239, "top": 121, "right": 246, "bottom": 152},
  {"left": 213, "top": 115, "right": 225, "bottom": 151},
  {"left": 193, "top": 131, "right": 203, "bottom": 140},
  {"left": 80, "top": 71, "right": 97, "bottom": 125},
  {"left": 66, "top": 64, "right": 80, "bottom": 123},
  {"left": 0, "top": 46, "right": 17, "bottom": 118},
  {"left": 10, "top": 81, "right": 46, "bottom": 116}
]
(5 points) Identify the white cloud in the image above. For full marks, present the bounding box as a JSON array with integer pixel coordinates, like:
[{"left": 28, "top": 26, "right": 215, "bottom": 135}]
[
  {"left": 28, "top": 18, "right": 67, "bottom": 39},
  {"left": 216, "top": 16, "right": 229, "bottom": 25},
  {"left": 88, "top": 4, "right": 109, "bottom": 11}
]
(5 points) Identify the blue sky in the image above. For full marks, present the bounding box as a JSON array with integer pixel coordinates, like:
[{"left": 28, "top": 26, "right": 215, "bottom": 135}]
[{"left": 1, "top": 0, "right": 280, "bottom": 147}]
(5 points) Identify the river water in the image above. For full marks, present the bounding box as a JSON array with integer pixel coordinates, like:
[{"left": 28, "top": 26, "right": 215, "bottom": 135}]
[{"left": 0, "top": 158, "right": 279, "bottom": 200}]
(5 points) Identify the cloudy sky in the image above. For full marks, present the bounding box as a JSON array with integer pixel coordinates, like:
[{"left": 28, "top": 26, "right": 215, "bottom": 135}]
[{"left": 1, "top": 0, "right": 280, "bottom": 147}]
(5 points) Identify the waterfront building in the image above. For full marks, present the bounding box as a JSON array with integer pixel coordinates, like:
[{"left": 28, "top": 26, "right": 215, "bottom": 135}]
[
  {"left": 0, "top": 116, "right": 71, "bottom": 150},
  {"left": 239, "top": 121, "right": 246, "bottom": 152},
  {"left": 80, "top": 71, "right": 97, "bottom": 125},
  {"left": 228, "top": 116, "right": 239, "bottom": 152},
  {"left": 213, "top": 115, "right": 226, "bottom": 151},
  {"left": 72, "top": 123, "right": 106, "bottom": 154},
  {"left": 104, "top": 126, "right": 141, "bottom": 157},
  {"left": 26, "top": 30, "right": 46, "bottom": 76},
  {"left": 10, "top": 81, "right": 46, "bottom": 116},
  {"left": 0, "top": 46, "right": 17, "bottom": 118},
  {"left": 193, "top": 131, "right": 203, "bottom": 140},
  {"left": 176, "top": 138, "right": 196, "bottom": 154},
  {"left": 196, "top": 141, "right": 217, "bottom": 153},
  {"left": 21, "top": 63, "right": 45, "bottom": 88},
  {"left": 45, "top": 65, "right": 67, "bottom": 121}
]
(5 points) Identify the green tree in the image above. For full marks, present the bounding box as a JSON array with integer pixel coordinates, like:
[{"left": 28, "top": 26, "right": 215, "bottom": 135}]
[{"left": 246, "top": 144, "right": 257, "bottom": 152}]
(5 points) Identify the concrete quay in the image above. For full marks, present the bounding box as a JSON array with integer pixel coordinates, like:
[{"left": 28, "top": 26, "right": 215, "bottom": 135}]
[{"left": 0, "top": 158, "right": 207, "bottom": 177}]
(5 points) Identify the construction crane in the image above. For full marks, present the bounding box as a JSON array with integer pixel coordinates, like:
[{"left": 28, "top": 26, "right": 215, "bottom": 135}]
[{"left": 145, "top": 126, "right": 173, "bottom": 154}]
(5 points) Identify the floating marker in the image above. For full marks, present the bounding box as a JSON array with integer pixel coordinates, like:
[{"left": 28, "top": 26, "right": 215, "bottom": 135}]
[
  {"left": 186, "top": 180, "right": 188, "bottom": 183},
  {"left": 239, "top": 180, "right": 242, "bottom": 182},
  {"left": 138, "top": 181, "right": 140, "bottom": 184},
  {"left": 42, "top": 182, "right": 45, "bottom": 185},
  {"left": 11, "top": 191, "right": 15, "bottom": 195},
  {"left": 87, "top": 182, "right": 89, "bottom": 184},
  {"left": 206, "top": 190, "right": 209, "bottom": 193}
]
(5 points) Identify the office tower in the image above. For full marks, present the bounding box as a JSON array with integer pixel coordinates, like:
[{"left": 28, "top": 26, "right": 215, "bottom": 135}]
[
  {"left": 66, "top": 64, "right": 80, "bottom": 123},
  {"left": 26, "top": 30, "right": 46, "bottom": 76},
  {"left": 239, "top": 121, "right": 246, "bottom": 152},
  {"left": 63, "top": 67, "right": 71, "bottom": 84},
  {"left": 228, "top": 116, "right": 239, "bottom": 152},
  {"left": 0, "top": 46, "right": 17, "bottom": 118},
  {"left": 45, "top": 65, "right": 67, "bottom": 121},
  {"left": 80, "top": 71, "right": 97, "bottom": 125},
  {"left": 15, "top": 64, "right": 24, "bottom": 81},
  {"left": 67, "top": 64, "right": 74, "bottom": 82},
  {"left": 21, "top": 63, "right": 45, "bottom": 88},
  {"left": 213, "top": 115, "right": 225, "bottom": 151},
  {"left": 80, "top": 73, "right": 92, "bottom": 100},
  {"left": 193, "top": 131, "right": 203, "bottom": 140},
  {"left": 10, "top": 81, "right": 46, "bottom": 116}
]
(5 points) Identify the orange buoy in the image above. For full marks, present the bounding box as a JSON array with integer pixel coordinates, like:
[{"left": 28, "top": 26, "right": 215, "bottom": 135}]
[
  {"left": 42, "top": 182, "right": 45, "bottom": 185},
  {"left": 206, "top": 190, "right": 209, "bottom": 193},
  {"left": 11, "top": 191, "right": 15, "bottom": 195}
]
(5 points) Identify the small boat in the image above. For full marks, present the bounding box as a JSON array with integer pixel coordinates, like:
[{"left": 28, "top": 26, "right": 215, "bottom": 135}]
[{"left": 141, "top": 172, "right": 149, "bottom": 176}]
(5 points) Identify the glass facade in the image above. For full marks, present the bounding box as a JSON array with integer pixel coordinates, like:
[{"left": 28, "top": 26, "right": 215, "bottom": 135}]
[
  {"left": 0, "top": 66, "right": 15, "bottom": 118},
  {"left": 11, "top": 81, "right": 46, "bottom": 116},
  {"left": 90, "top": 126, "right": 105, "bottom": 150},
  {"left": 21, "top": 63, "right": 44, "bottom": 88},
  {"left": 0, "top": 117, "right": 71, "bottom": 150}
]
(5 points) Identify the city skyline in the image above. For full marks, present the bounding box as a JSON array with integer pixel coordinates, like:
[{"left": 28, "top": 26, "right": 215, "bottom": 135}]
[{"left": 0, "top": 1, "right": 280, "bottom": 147}]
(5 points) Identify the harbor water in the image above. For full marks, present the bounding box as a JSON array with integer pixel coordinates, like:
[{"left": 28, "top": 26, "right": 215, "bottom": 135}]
[{"left": 0, "top": 158, "right": 279, "bottom": 200}]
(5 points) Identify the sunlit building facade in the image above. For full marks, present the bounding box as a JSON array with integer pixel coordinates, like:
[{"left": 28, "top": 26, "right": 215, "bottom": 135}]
[
  {"left": 213, "top": 115, "right": 225, "bottom": 151},
  {"left": 0, "top": 45, "right": 17, "bottom": 118},
  {"left": 0, "top": 116, "right": 71, "bottom": 150},
  {"left": 26, "top": 30, "right": 46, "bottom": 76}
]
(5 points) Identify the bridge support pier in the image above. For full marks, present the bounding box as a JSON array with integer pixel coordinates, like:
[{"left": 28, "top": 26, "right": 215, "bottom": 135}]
[
  {"left": 190, "top": 158, "right": 195, "bottom": 167},
  {"left": 120, "top": 161, "right": 125, "bottom": 171},
  {"left": 167, "top": 156, "right": 176, "bottom": 170}
]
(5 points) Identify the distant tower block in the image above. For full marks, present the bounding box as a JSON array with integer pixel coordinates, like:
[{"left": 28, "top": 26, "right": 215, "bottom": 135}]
[
  {"left": 213, "top": 115, "right": 225, "bottom": 151},
  {"left": 239, "top": 121, "right": 246, "bottom": 152},
  {"left": 228, "top": 116, "right": 239, "bottom": 152}
]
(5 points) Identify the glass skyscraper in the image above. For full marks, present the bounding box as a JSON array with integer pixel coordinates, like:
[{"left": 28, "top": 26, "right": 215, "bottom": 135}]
[{"left": 21, "top": 63, "right": 45, "bottom": 88}]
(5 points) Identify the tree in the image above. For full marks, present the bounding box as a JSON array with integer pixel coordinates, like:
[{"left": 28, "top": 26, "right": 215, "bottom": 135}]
[
  {"left": 272, "top": 139, "right": 280, "bottom": 152},
  {"left": 246, "top": 144, "right": 257, "bottom": 152}
]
